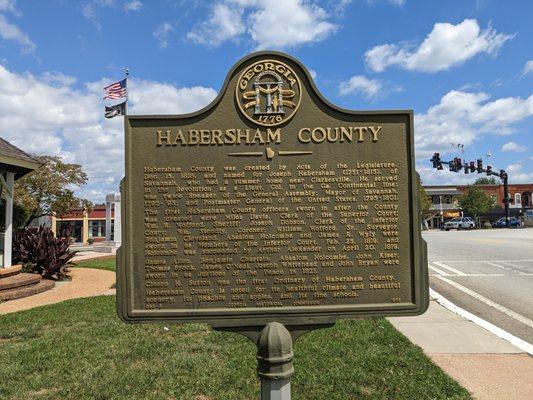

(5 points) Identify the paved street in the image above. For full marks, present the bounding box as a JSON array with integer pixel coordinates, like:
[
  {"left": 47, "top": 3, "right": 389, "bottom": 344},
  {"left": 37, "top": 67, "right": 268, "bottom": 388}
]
[{"left": 423, "top": 228, "right": 533, "bottom": 344}]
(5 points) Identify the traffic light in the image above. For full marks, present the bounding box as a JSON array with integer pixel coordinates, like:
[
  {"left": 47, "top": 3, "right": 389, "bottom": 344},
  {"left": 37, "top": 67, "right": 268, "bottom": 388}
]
[
  {"left": 464, "top": 164, "right": 469, "bottom": 174},
  {"left": 450, "top": 158, "right": 462, "bottom": 173},
  {"left": 469, "top": 161, "right": 476, "bottom": 173},
  {"left": 476, "top": 159, "right": 483, "bottom": 173},
  {"left": 431, "top": 153, "right": 441, "bottom": 169},
  {"left": 499, "top": 169, "right": 506, "bottom": 179},
  {"left": 449, "top": 158, "right": 457, "bottom": 172},
  {"left": 486, "top": 165, "right": 492, "bottom": 176}
]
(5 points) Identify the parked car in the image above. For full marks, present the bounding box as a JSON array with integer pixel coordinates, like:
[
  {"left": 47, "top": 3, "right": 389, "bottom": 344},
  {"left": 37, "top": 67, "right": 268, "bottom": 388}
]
[
  {"left": 443, "top": 217, "right": 476, "bottom": 230},
  {"left": 493, "top": 217, "right": 521, "bottom": 228}
]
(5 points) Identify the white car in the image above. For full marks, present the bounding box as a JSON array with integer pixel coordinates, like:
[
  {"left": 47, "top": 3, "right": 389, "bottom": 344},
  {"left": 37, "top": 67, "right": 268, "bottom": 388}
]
[{"left": 444, "top": 217, "right": 475, "bottom": 230}]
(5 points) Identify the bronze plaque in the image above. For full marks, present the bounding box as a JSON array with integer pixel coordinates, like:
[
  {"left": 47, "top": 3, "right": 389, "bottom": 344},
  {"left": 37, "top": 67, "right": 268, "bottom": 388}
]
[{"left": 117, "top": 51, "right": 428, "bottom": 327}]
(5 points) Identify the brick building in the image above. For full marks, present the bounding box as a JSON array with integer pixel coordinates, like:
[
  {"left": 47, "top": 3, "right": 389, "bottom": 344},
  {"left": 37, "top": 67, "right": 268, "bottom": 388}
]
[
  {"left": 32, "top": 204, "right": 115, "bottom": 244},
  {"left": 423, "top": 183, "right": 532, "bottom": 228}
]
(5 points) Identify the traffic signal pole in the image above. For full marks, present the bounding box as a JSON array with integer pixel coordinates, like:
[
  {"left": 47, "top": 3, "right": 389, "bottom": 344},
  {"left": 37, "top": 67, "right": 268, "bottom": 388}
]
[
  {"left": 503, "top": 172, "right": 510, "bottom": 228},
  {"left": 430, "top": 153, "right": 512, "bottom": 228}
]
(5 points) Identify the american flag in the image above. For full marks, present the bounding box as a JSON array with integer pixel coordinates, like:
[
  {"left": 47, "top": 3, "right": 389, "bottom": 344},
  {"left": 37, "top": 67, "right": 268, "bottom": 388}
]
[{"left": 103, "top": 79, "right": 127, "bottom": 100}]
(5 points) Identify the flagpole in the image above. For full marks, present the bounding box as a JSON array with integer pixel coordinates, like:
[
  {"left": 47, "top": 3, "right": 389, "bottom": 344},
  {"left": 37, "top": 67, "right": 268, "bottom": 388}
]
[{"left": 125, "top": 68, "right": 130, "bottom": 116}]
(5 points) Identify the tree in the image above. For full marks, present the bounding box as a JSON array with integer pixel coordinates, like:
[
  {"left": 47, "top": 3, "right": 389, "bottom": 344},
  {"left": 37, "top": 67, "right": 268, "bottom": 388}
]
[
  {"left": 474, "top": 177, "right": 498, "bottom": 185},
  {"left": 458, "top": 186, "right": 495, "bottom": 219},
  {"left": 418, "top": 180, "right": 431, "bottom": 216},
  {"left": 0, "top": 201, "right": 29, "bottom": 230},
  {"left": 14, "top": 155, "right": 92, "bottom": 226}
]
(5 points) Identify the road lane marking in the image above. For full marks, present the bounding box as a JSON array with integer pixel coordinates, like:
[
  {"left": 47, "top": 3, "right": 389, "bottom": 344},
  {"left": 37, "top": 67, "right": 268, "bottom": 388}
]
[
  {"left": 433, "top": 261, "right": 467, "bottom": 276},
  {"left": 430, "top": 288, "right": 533, "bottom": 355},
  {"left": 487, "top": 262, "right": 514, "bottom": 272},
  {"left": 430, "top": 273, "right": 533, "bottom": 277},
  {"left": 431, "top": 259, "right": 533, "bottom": 263},
  {"left": 499, "top": 262, "right": 531, "bottom": 274},
  {"left": 486, "top": 262, "right": 528, "bottom": 275},
  {"left": 428, "top": 264, "right": 449, "bottom": 276},
  {"left": 453, "top": 274, "right": 532, "bottom": 277},
  {"left": 463, "top": 238, "right": 505, "bottom": 244},
  {"left": 435, "top": 276, "right": 533, "bottom": 329}
]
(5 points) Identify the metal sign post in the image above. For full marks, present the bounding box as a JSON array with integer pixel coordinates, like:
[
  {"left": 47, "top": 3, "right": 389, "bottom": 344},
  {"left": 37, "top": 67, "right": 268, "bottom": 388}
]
[{"left": 257, "top": 322, "right": 293, "bottom": 400}]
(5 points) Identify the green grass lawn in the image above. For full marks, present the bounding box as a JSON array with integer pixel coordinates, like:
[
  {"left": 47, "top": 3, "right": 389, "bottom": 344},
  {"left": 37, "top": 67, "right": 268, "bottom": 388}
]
[
  {"left": 0, "top": 296, "right": 471, "bottom": 400},
  {"left": 73, "top": 256, "right": 116, "bottom": 271}
]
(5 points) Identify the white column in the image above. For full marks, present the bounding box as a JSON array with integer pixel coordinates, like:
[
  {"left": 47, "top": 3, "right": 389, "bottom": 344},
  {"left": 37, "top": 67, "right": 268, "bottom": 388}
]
[
  {"left": 3, "top": 172, "right": 14, "bottom": 268},
  {"left": 105, "top": 193, "right": 113, "bottom": 241},
  {"left": 113, "top": 196, "right": 121, "bottom": 244}
]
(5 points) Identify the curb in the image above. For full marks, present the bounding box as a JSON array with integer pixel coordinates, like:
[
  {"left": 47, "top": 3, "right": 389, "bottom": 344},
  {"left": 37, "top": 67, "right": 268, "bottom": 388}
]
[{"left": 429, "top": 288, "right": 533, "bottom": 356}]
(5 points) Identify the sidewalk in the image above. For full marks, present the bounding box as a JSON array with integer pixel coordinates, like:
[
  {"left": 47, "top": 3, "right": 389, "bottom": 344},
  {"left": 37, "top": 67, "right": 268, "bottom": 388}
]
[
  {"left": 389, "top": 300, "right": 533, "bottom": 400},
  {"left": 0, "top": 267, "right": 115, "bottom": 315},
  {"left": 73, "top": 249, "right": 117, "bottom": 262}
]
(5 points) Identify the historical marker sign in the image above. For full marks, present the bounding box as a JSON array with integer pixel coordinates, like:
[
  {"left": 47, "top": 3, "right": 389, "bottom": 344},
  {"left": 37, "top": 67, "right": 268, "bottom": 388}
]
[{"left": 117, "top": 51, "right": 429, "bottom": 328}]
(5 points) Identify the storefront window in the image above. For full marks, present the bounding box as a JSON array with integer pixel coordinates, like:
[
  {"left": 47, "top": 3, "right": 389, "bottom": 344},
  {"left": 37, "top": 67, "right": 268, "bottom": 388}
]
[{"left": 89, "top": 220, "right": 106, "bottom": 238}]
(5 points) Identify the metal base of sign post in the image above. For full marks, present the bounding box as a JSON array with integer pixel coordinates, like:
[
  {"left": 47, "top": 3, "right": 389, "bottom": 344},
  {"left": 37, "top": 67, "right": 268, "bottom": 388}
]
[
  {"left": 261, "top": 377, "right": 291, "bottom": 400},
  {"left": 213, "top": 320, "right": 335, "bottom": 400},
  {"left": 257, "top": 322, "right": 294, "bottom": 400}
]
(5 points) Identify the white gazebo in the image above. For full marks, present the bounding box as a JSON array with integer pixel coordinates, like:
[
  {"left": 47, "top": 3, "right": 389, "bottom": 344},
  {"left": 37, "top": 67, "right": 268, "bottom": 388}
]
[{"left": 0, "top": 137, "right": 40, "bottom": 269}]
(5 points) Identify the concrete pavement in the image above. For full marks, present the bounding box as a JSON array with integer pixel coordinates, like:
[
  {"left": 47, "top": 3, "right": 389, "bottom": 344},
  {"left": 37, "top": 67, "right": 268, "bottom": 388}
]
[
  {"left": 398, "top": 229, "right": 533, "bottom": 399},
  {"left": 423, "top": 229, "right": 533, "bottom": 344},
  {"left": 389, "top": 299, "right": 533, "bottom": 400}
]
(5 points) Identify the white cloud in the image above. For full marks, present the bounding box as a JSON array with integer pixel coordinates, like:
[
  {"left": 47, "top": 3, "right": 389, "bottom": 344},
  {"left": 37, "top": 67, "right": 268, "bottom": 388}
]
[
  {"left": 334, "top": 0, "right": 403, "bottom": 14},
  {"left": 0, "top": 0, "right": 17, "bottom": 13},
  {"left": 128, "top": 80, "right": 217, "bottom": 114},
  {"left": 333, "top": 0, "right": 352, "bottom": 14},
  {"left": 247, "top": 0, "right": 337, "bottom": 50},
  {"left": 124, "top": 0, "right": 142, "bottom": 11},
  {"left": 365, "top": 19, "right": 513, "bottom": 73},
  {"left": 366, "top": 0, "right": 404, "bottom": 5},
  {"left": 0, "top": 1, "right": 35, "bottom": 53},
  {"left": 82, "top": 1, "right": 103, "bottom": 30},
  {"left": 501, "top": 141, "right": 526, "bottom": 152},
  {"left": 339, "top": 75, "right": 401, "bottom": 100},
  {"left": 339, "top": 75, "right": 382, "bottom": 99},
  {"left": 186, "top": 2, "right": 245, "bottom": 47},
  {"left": 0, "top": 64, "right": 216, "bottom": 202},
  {"left": 187, "top": 0, "right": 337, "bottom": 49},
  {"left": 153, "top": 21, "right": 174, "bottom": 49},
  {"left": 505, "top": 163, "right": 533, "bottom": 183},
  {"left": 415, "top": 90, "right": 533, "bottom": 158},
  {"left": 521, "top": 60, "right": 533, "bottom": 76},
  {"left": 82, "top": 0, "right": 136, "bottom": 30}
]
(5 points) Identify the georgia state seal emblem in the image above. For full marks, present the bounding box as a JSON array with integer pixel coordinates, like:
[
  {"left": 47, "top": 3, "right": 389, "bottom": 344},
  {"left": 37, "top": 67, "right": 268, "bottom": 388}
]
[{"left": 235, "top": 59, "right": 301, "bottom": 127}]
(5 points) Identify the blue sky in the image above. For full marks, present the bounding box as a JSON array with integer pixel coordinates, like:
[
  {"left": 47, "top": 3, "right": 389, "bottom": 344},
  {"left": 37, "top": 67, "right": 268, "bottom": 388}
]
[{"left": 0, "top": 0, "right": 531, "bottom": 201}]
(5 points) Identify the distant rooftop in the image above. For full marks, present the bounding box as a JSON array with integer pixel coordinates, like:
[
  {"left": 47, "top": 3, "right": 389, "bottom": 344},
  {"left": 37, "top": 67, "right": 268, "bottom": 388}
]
[{"left": 425, "top": 187, "right": 461, "bottom": 196}]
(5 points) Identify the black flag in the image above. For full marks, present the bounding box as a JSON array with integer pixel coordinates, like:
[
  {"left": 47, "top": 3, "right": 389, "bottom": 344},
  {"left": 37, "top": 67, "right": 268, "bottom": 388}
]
[{"left": 105, "top": 101, "right": 126, "bottom": 118}]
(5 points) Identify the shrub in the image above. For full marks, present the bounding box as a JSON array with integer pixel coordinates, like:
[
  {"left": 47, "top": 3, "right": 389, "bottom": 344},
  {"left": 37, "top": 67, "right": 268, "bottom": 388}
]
[{"left": 13, "top": 226, "right": 74, "bottom": 280}]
